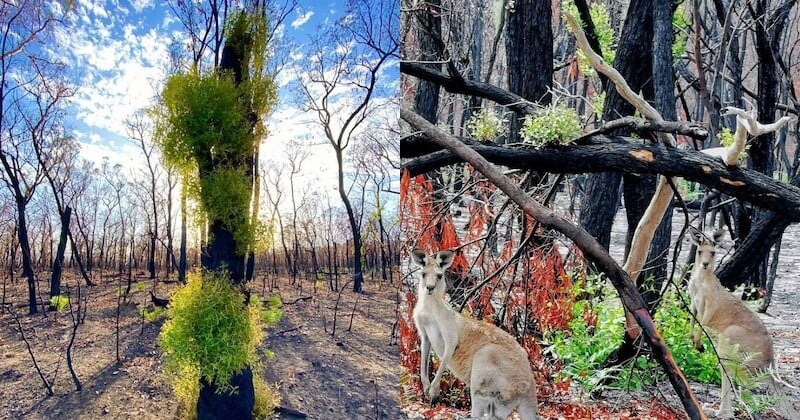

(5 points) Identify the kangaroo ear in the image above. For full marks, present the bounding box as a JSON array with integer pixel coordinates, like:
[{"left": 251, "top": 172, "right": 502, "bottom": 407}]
[
  {"left": 436, "top": 250, "right": 455, "bottom": 269},
  {"left": 712, "top": 229, "right": 725, "bottom": 243},
  {"left": 411, "top": 249, "right": 427, "bottom": 267}
]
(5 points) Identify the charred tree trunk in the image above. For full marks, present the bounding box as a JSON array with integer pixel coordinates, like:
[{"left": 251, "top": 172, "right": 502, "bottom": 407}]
[
  {"left": 336, "top": 148, "right": 364, "bottom": 293},
  {"left": 731, "top": 0, "right": 795, "bottom": 298},
  {"left": 505, "top": 0, "right": 552, "bottom": 132},
  {"left": 17, "top": 200, "right": 37, "bottom": 315},
  {"left": 409, "top": 0, "right": 441, "bottom": 123},
  {"left": 179, "top": 186, "right": 188, "bottom": 284},
  {"left": 579, "top": 0, "right": 653, "bottom": 250},
  {"left": 49, "top": 206, "right": 72, "bottom": 309},
  {"left": 195, "top": 35, "right": 255, "bottom": 420}
]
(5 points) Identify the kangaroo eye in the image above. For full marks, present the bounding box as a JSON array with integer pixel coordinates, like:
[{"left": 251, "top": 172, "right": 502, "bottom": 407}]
[
  {"left": 436, "top": 274, "right": 442, "bottom": 279},
  {"left": 710, "top": 252, "right": 716, "bottom": 257}
]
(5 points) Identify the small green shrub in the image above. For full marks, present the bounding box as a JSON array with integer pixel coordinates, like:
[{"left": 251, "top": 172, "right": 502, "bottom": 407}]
[
  {"left": 466, "top": 108, "right": 509, "bottom": 142},
  {"left": 262, "top": 295, "right": 283, "bottom": 326},
  {"left": 563, "top": 1, "right": 615, "bottom": 74},
  {"left": 136, "top": 281, "right": 146, "bottom": 292},
  {"left": 141, "top": 306, "right": 166, "bottom": 322},
  {"left": 718, "top": 127, "right": 735, "bottom": 147},
  {"left": 253, "top": 375, "right": 280, "bottom": 419},
  {"left": 159, "top": 270, "right": 266, "bottom": 413},
  {"left": 519, "top": 104, "right": 581, "bottom": 146},
  {"left": 546, "top": 283, "right": 625, "bottom": 393},
  {"left": 50, "top": 295, "right": 69, "bottom": 312}
]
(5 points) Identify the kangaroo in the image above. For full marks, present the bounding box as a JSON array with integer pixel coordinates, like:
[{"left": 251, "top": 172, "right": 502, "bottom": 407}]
[
  {"left": 411, "top": 249, "right": 538, "bottom": 419},
  {"left": 687, "top": 229, "right": 798, "bottom": 418}
]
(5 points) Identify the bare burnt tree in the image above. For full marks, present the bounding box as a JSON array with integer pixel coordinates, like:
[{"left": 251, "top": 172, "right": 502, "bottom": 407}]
[
  {"left": 0, "top": 1, "right": 71, "bottom": 314},
  {"left": 127, "top": 111, "right": 161, "bottom": 280},
  {"left": 297, "top": 0, "right": 398, "bottom": 292}
]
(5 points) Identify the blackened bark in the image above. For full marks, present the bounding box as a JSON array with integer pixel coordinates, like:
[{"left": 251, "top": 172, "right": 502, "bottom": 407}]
[
  {"left": 410, "top": 0, "right": 441, "bottom": 123},
  {"left": 49, "top": 206, "right": 72, "bottom": 308},
  {"left": 179, "top": 188, "right": 187, "bottom": 284},
  {"left": 401, "top": 136, "right": 800, "bottom": 219},
  {"left": 718, "top": 0, "right": 798, "bottom": 287},
  {"left": 335, "top": 147, "right": 364, "bottom": 293},
  {"left": 734, "top": 0, "right": 794, "bottom": 293},
  {"left": 634, "top": 0, "right": 676, "bottom": 305},
  {"left": 505, "top": 0, "right": 552, "bottom": 143},
  {"left": 17, "top": 200, "right": 37, "bottom": 315},
  {"left": 148, "top": 228, "right": 157, "bottom": 280},
  {"left": 579, "top": 0, "right": 653, "bottom": 250},
  {"left": 197, "top": 367, "right": 255, "bottom": 420},
  {"left": 203, "top": 221, "right": 246, "bottom": 283},
  {"left": 717, "top": 210, "right": 787, "bottom": 289}
]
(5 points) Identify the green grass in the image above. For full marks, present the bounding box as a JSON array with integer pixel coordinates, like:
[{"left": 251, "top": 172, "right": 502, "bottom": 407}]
[
  {"left": 50, "top": 295, "right": 69, "bottom": 312},
  {"left": 141, "top": 306, "right": 166, "bottom": 322}
]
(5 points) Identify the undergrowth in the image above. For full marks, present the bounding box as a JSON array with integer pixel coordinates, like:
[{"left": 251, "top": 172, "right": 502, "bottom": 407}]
[{"left": 546, "top": 279, "right": 720, "bottom": 393}]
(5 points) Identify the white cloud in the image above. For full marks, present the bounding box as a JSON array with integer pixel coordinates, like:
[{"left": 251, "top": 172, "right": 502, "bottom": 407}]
[
  {"left": 129, "top": 0, "right": 154, "bottom": 13},
  {"left": 76, "top": 135, "right": 147, "bottom": 172},
  {"left": 291, "top": 10, "right": 314, "bottom": 28},
  {"left": 56, "top": 3, "right": 167, "bottom": 141}
]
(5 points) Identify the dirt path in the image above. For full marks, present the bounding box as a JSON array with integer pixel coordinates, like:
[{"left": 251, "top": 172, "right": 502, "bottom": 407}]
[
  {"left": 260, "top": 275, "right": 403, "bottom": 420},
  {"left": 0, "top": 273, "right": 403, "bottom": 420},
  {"left": 0, "top": 275, "right": 174, "bottom": 419}
]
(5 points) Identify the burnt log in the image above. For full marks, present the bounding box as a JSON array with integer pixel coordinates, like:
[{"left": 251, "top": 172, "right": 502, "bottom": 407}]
[{"left": 402, "top": 136, "right": 800, "bottom": 222}]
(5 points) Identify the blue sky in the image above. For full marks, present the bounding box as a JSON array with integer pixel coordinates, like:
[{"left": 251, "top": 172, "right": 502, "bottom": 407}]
[{"left": 51, "top": 0, "right": 396, "bottom": 200}]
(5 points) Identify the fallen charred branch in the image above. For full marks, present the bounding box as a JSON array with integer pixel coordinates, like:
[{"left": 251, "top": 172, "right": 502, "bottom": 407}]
[
  {"left": 401, "top": 62, "right": 710, "bottom": 141},
  {"left": 280, "top": 295, "right": 312, "bottom": 305},
  {"left": 402, "top": 135, "right": 800, "bottom": 222}
]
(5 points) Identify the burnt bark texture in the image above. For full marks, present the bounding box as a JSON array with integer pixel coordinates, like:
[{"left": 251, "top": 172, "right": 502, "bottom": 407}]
[
  {"left": 49, "top": 206, "right": 71, "bottom": 308},
  {"left": 401, "top": 136, "right": 800, "bottom": 222},
  {"left": 505, "top": 0, "right": 552, "bottom": 131},
  {"left": 409, "top": 0, "right": 441, "bottom": 123},
  {"left": 579, "top": 0, "right": 653, "bottom": 250},
  {"left": 725, "top": 0, "right": 796, "bottom": 293}
]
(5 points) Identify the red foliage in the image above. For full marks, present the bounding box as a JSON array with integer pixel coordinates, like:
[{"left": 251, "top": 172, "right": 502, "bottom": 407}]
[{"left": 399, "top": 291, "right": 422, "bottom": 395}]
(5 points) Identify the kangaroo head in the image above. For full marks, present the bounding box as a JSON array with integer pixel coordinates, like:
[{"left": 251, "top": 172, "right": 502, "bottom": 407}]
[
  {"left": 411, "top": 249, "right": 454, "bottom": 295},
  {"left": 691, "top": 229, "right": 724, "bottom": 271}
]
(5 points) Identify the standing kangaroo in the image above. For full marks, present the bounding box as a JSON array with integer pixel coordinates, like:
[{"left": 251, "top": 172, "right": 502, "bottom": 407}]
[
  {"left": 688, "top": 230, "right": 798, "bottom": 418},
  {"left": 411, "top": 249, "right": 538, "bottom": 419}
]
